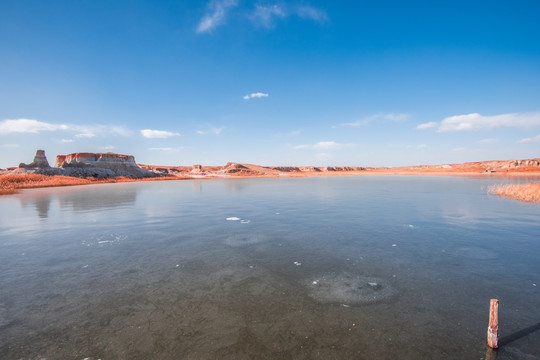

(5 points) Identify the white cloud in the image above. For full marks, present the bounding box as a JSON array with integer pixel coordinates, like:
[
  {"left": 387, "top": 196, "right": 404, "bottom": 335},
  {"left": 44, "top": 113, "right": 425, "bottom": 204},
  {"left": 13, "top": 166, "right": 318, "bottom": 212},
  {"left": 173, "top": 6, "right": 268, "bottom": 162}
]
[
  {"left": 60, "top": 139, "right": 74, "bottom": 143},
  {"left": 251, "top": 4, "right": 327, "bottom": 27},
  {"left": 149, "top": 147, "right": 183, "bottom": 152},
  {"left": 438, "top": 112, "right": 540, "bottom": 132},
  {"left": 75, "top": 132, "right": 96, "bottom": 138},
  {"left": 140, "top": 129, "right": 180, "bottom": 138},
  {"left": 478, "top": 138, "right": 497, "bottom": 144},
  {"left": 0, "top": 119, "right": 131, "bottom": 140},
  {"left": 2, "top": 143, "right": 20, "bottom": 148},
  {"left": 294, "top": 141, "right": 347, "bottom": 150},
  {"left": 406, "top": 144, "right": 427, "bottom": 149},
  {"left": 518, "top": 134, "right": 540, "bottom": 143},
  {"left": 342, "top": 113, "right": 409, "bottom": 127},
  {"left": 315, "top": 153, "right": 330, "bottom": 160},
  {"left": 101, "top": 145, "right": 115, "bottom": 150},
  {"left": 295, "top": 6, "right": 327, "bottom": 21},
  {"left": 243, "top": 92, "right": 269, "bottom": 100},
  {"left": 416, "top": 121, "right": 437, "bottom": 130},
  {"left": 196, "top": 126, "right": 224, "bottom": 135},
  {"left": 0, "top": 118, "right": 68, "bottom": 134},
  {"left": 252, "top": 4, "right": 286, "bottom": 27},
  {"left": 196, "top": 0, "right": 238, "bottom": 34}
]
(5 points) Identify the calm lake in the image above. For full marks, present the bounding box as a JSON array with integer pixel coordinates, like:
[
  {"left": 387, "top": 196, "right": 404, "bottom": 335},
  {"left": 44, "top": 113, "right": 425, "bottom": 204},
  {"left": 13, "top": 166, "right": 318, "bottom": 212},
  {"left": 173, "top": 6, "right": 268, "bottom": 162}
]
[{"left": 1, "top": 176, "right": 539, "bottom": 359}]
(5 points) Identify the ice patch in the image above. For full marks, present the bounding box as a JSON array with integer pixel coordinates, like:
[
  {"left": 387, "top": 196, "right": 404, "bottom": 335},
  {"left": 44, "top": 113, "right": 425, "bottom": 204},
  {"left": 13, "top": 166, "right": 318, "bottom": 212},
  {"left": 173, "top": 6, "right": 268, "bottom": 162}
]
[
  {"left": 392, "top": 244, "right": 397, "bottom": 247},
  {"left": 306, "top": 272, "right": 397, "bottom": 305},
  {"left": 82, "top": 233, "right": 127, "bottom": 247},
  {"left": 0, "top": 303, "right": 7, "bottom": 327},
  {"left": 293, "top": 261, "right": 302, "bottom": 266},
  {"left": 240, "top": 220, "right": 251, "bottom": 224},
  {"left": 226, "top": 217, "right": 241, "bottom": 221},
  {"left": 455, "top": 247, "right": 498, "bottom": 260},
  {"left": 224, "top": 233, "right": 269, "bottom": 247}
]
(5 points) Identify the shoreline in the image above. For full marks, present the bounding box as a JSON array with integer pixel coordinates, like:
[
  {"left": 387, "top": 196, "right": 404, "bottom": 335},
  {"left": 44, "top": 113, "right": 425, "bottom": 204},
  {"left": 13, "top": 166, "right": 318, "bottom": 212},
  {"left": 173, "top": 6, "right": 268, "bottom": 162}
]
[{"left": 2, "top": 168, "right": 540, "bottom": 203}]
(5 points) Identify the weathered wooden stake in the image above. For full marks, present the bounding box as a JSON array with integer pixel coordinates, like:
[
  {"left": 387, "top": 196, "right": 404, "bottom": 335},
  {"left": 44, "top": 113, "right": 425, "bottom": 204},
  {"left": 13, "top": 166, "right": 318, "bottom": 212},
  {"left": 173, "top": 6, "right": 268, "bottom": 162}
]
[{"left": 487, "top": 299, "right": 499, "bottom": 349}]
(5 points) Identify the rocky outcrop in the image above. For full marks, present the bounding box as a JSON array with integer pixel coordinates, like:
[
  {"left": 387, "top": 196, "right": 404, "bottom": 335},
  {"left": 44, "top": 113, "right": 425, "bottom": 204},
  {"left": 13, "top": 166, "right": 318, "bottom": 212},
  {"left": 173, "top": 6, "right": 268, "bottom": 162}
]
[
  {"left": 190, "top": 165, "right": 205, "bottom": 175},
  {"left": 53, "top": 152, "right": 157, "bottom": 178},
  {"left": 19, "top": 150, "right": 51, "bottom": 169},
  {"left": 15, "top": 150, "right": 158, "bottom": 178},
  {"left": 54, "top": 152, "right": 137, "bottom": 168}
]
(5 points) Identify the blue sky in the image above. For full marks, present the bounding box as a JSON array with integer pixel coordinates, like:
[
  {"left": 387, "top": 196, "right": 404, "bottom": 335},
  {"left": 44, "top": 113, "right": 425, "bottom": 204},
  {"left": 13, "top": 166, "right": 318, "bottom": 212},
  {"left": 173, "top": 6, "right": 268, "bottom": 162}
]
[{"left": 1, "top": 0, "right": 539, "bottom": 168}]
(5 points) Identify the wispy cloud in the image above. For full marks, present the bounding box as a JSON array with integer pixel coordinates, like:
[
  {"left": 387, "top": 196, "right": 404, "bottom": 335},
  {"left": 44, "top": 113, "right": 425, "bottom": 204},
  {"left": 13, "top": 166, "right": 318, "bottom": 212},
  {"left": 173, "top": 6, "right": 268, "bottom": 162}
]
[
  {"left": 420, "top": 112, "right": 540, "bottom": 132},
  {"left": 315, "top": 153, "right": 330, "bottom": 161},
  {"left": 140, "top": 129, "right": 180, "bottom": 139},
  {"left": 0, "top": 119, "right": 130, "bottom": 139},
  {"left": 149, "top": 147, "right": 184, "bottom": 152},
  {"left": 294, "top": 141, "right": 348, "bottom": 150},
  {"left": 75, "top": 132, "right": 96, "bottom": 138},
  {"left": 196, "top": 0, "right": 238, "bottom": 34},
  {"left": 60, "top": 139, "right": 75, "bottom": 143},
  {"left": 243, "top": 92, "right": 269, "bottom": 100},
  {"left": 250, "top": 4, "right": 327, "bottom": 28},
  {"left": 2, "top": 143, "right": 20, "bottom": 148},
  {"left": 342, "top": 113, "right": 409, "bottom": 127},
  {"left": 407, "top": 144, "right": 427, "bottom": 149},
  {"left": 416, "top": 121, "right": 437, "bottom": 130},
  {"left": 251, "top": 4, "right": 286, "bottom": 27},
  {"left": 196, "top": 126, "right": 224, "bottom": 135},
  {"left": 478, "top": 138, "right": 498, "bottom": 144},
  {"left": 295, "top": 5, "right": 327, "bottom": 21},
  {"left": 518, "top": 134, "right": 540, "bottom": 143},
  {"left": 0, "top": 118, "right": 68, "bottom": 134}
]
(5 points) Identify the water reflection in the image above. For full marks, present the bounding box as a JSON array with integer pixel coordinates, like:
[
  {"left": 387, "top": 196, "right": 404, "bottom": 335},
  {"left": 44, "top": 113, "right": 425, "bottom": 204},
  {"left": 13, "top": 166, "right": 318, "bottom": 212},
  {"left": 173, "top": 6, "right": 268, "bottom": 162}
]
[
  {"left": 18, "top": 192, "right": 52, "bottom": 219},
  {"left": 16, "top": 184, "right": 139, "bottom": 218},
  {"left": 58, "top": 185, "right": 137, "bottom": 212}
]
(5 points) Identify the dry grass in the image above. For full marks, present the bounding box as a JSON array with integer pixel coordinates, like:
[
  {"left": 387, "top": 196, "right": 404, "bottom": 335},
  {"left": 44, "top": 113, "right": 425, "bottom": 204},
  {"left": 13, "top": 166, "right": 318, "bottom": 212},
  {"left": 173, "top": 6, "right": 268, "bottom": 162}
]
[
  {"left": 0, "top": 174, "right": 105, "bottom": 195},
  {"left": 489, "top": 182, "right": 540, "bottom": 203},
  {"left": 0, "top": 174, "right": 188, "bottom": 195}
]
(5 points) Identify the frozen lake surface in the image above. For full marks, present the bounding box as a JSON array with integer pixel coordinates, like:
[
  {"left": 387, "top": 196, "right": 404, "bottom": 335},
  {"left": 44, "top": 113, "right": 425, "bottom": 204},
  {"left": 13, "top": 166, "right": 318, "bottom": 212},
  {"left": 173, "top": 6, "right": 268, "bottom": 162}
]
[{"left": 1, "top": 176, "right": 539, "bottom": 359}]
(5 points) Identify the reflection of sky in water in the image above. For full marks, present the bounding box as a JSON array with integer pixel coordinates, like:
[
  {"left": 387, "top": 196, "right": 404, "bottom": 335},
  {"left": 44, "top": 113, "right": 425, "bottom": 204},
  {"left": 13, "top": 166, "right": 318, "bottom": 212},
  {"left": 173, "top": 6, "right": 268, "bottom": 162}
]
[
  {"left": 1, "top": 176, "right": 539, "bottom": 359},
  {"left": 16, "top": 183, "right": 138, "bottom": 216}
]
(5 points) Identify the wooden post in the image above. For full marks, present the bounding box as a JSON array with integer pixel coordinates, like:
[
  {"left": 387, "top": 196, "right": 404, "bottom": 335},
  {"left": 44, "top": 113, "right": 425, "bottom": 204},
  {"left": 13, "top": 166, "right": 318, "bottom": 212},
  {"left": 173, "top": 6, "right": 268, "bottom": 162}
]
[{"left": 487, "top": 299, "right": 499, "bottom": 349}]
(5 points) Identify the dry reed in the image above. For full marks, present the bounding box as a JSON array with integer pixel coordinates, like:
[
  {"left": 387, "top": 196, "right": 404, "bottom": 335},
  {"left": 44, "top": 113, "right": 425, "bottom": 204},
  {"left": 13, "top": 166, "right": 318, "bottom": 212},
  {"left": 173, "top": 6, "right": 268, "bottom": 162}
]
[
  {"left": 0, "top": 174, "right": 185, "bottom": 195},
  {"left": 0, "top": 174, "right": 101, "bottom": 195},
  {"left": 489, "top": 182, "right": 540, "bottom": 203}
]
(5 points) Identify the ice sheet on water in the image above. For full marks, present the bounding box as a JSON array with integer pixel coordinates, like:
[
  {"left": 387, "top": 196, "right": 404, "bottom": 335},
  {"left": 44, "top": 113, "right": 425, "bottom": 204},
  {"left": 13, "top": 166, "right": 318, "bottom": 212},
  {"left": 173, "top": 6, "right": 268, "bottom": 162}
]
[
  {"left": 226, "top": 217, "right": 241, "bottom": 221},
  {"left": 306, "top": 272, "right": 397, "bottom": 305},
  {"left": 223, "top": 233, "right": 269, "bottom": 247},
  {"left": 82, "top": 233, "right": 127, "bottom": 247},
  {"left": 0, "top": 303, "right": 6, "bottom": 327},
  {"left": 454, "top": 247, "right": 499, "bottom": 260}
]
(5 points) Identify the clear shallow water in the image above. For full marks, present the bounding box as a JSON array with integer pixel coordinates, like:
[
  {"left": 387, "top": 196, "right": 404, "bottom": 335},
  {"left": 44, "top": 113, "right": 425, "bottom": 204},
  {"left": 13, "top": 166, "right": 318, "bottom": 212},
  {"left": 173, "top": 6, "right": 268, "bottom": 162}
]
[{"left": 0, "top": 176, "right": 539, "bottom": 359}]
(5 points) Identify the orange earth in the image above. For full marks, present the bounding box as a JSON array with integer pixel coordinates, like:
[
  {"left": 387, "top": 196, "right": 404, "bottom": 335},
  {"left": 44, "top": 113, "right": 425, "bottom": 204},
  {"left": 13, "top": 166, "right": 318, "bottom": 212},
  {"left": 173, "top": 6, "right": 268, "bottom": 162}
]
[{"left": 2, "top": 158, "right": 540, "bottom": 202}]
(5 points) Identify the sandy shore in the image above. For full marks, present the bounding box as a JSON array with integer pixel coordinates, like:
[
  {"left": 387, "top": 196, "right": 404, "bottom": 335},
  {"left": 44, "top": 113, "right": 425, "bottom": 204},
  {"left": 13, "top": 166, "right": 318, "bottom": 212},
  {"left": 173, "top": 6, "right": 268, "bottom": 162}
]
[{"left": 2, "top": 160, "right": 540, "bottom": 202}]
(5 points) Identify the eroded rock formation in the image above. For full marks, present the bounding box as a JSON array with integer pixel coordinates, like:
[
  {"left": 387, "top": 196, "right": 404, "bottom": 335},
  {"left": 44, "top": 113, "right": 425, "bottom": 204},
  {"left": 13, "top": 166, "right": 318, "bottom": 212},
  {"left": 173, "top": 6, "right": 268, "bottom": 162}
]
[
  {"left": 19, "top": 150, "right": 50, "bottom": 169},
  {"left": 15, "top": 150, "right": 158, "bottom": 178}
]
